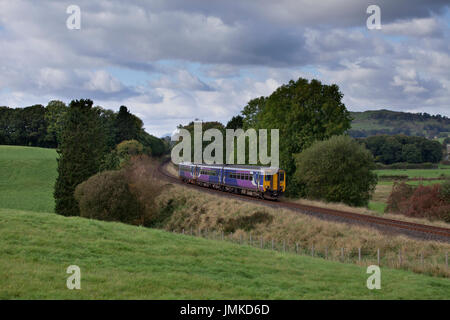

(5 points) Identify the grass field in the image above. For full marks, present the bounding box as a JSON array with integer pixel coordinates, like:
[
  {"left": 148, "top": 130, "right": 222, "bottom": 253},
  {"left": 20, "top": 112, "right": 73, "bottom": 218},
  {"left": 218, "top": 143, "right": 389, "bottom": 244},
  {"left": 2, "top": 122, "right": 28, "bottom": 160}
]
[
  {"left": 0, "top": 146, "right": 57, "bottom": 213},
  {"left": 1, "top": 208, "right": 449, "bottom": 299},
  {"left": 375, "top": 168, "right": 450, "bottom": 179}
]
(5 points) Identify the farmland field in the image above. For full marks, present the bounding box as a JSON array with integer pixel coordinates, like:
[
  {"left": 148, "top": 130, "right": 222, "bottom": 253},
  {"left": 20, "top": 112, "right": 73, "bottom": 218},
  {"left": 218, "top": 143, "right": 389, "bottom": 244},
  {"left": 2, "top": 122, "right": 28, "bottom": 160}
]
[
  {"left": 375, "top": 168, "right": 450, "bottom": 179},
  {"left": 0, "top": 146, "right": 57, "bottom": 213}
]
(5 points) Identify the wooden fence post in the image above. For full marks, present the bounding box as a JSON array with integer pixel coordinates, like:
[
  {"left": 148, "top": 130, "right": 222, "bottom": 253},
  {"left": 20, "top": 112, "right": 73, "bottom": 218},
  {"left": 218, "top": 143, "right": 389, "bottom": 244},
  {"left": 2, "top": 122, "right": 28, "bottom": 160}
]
[
  {"left": 296, "top": 243, "right": 299, "bottom": 254},
  {"left": 283, "top": 240, "right": 286, "bottom": 252},
  {"left": 325, "top": 247, "right": 328, "bottom": 260},
  {"left": 249, "top": 234, "right": 252, "bottom": 246},
  {"left": 398, "top": 248, "right": 402, "bottom": 266},
  {"left": 190, "top": 227, "right": 193, "bottom": 236},
  {"left": 358, "top": 247, "right": 361, "bottom": 263},
  {"left": 420, "top": 252, "right": 424, "bottom": 267},
  {"left": 341, "top": 248, "right": 344, "bottom": 261},
  {"left": 311, "top": 244, "right": 314, "bottom": 257},
  {"left": 377, "top": 249, "right": 380, "bottom": 266},
  {"left": 272, "top": 239, "right": 274, "bottom": 250},
  {"left": 260, "top": 236, "right": 263, "bottom": 249},
  {"left": 446, "top": 252, "right": 448, "bottom": 269},
  {"left": 182, "top": 229, "right": 185, "bottom": 235}
]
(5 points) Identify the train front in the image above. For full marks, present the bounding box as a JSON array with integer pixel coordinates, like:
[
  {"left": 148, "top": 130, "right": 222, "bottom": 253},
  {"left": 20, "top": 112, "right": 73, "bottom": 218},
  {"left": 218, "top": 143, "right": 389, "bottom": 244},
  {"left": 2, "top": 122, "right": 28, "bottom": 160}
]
[{"left": 262, "top": 168, "right": 286, "bottom": 199}]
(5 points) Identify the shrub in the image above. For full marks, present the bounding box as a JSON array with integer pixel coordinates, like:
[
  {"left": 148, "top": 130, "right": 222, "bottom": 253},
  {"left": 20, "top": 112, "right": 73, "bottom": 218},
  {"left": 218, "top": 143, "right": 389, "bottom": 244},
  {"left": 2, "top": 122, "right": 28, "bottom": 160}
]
[
  {"left": 294, "top": 135, "right": 378, "bottom": 206},
  {"left": 375, "top": 162, "right": 438, "bottom": 170},
  {"left": 386, "top": 182, "right": 450, "bottom": 222},
  {"left": 123, "top": 155, "right": 164, "bottom": 226},
  {"left": 116, "top": 139, "right": 144, "bottom": 158},
  {"left": 385, "top": 182, "right": 415, "bottom": 213},
  {"left": 440, "top": 179, "right": 450, "bottom": 202},
  {"left": 75, "top": 155, "right": 164, "bottom": 226},
  {"left": 74, "top": 170, "right": 142, "bottom": 224}
]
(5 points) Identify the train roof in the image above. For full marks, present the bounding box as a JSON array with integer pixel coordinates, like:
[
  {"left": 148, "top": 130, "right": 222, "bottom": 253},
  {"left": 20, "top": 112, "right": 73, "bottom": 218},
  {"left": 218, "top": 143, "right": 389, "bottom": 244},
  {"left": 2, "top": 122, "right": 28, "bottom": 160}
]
[{"left": 178, "top": 162, "right": 280, "bottom": 174}]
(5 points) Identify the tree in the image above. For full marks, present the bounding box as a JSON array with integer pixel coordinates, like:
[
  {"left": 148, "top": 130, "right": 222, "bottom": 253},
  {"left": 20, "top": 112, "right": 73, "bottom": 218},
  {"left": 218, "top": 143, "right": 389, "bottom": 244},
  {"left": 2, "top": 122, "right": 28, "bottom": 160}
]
[
  {"left": 242, "top": 78, "right": 352, "bottom": 196},
  {"left": 44, "top": 100, "right": 67, "bottom": 147},
  {"left": 402, "top": 144, "right": 422, "bottom": 163},
  {"left": 226, "top": 115, "right": 244, "bottom": 130},
  {"left": 114, "top": 105, "right": 143, "bottom": 144},
  {"left": 54, "top": 99, "right": 107, "bottom": 216},
  {"left": 294, "top": 135, "right": 378, "bottom": 207}
]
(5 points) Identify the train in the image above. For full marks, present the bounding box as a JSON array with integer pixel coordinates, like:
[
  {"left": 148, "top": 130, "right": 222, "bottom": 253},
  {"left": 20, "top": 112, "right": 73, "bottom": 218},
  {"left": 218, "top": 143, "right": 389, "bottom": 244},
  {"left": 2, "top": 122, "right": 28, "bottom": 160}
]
[{"left": 178, "top": 162, "right": 286, "bottom": 200}]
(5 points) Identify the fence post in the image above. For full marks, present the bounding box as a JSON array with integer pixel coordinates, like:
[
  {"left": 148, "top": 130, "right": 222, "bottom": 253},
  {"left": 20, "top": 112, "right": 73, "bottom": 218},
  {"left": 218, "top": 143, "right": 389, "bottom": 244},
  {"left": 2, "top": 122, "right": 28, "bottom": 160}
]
[
  {"left": 283, "top": 240, "right": 286, "bottom": 252},
  {"left": 325, "top": 247, "right": 328, "bottom": 260},
  {"left": 377, "top": 248, "right": 380, "bottom": 266},
  {"left": 198, "top": 228, "right": 201, "bottom": 237},
  {"left": 398, "top": 248, "right": 402, "bottom": 266},
  {"left": 240, "top": 234, "right": 242, "bottom": 245},
  {"left": 190, "top": 227, "right": 193, "bottom": 236},
  {"left": 249, "top": 234, "right": 252, "bottom": 246},
  {"left": 296, "top": 243, "right": 298, "bottom": 254},
  {"left": 420, "top": 252, "right": 424, "bottom": 267},
  {"left": 260, "top": 236, "right": 263, "bottom": 249},
  {"left": 446, "top": 252, "right": 448, "bottom": 269},
  {"left": 341, "top": 248, "right": 344, "bottom": 261},
  {"left": 358, "top": 247, "right": 361, "bottom": 263},
  {"left": 182, "top": 228, "right": 185, "bottom": 235},
  {"left": 311, "top": 244, "right": 314, "bottom": 257},
  {"left": 272, "top": 239, "right": 274, "bottom": 250}
]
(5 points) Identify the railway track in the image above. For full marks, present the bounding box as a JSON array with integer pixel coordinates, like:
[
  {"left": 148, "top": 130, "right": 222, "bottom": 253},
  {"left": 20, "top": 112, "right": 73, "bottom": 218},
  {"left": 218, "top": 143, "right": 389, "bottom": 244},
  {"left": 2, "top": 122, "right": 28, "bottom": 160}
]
[{"left": 158, "top": 161, "right": 450, "bottom": 242}]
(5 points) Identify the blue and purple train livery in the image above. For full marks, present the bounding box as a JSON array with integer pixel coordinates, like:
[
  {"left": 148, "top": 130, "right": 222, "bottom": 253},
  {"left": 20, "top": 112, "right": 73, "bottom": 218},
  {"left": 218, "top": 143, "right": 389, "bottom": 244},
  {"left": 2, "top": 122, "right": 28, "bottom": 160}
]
[{"left": 178, "top": 162, "right": 286, "bottom": 199}]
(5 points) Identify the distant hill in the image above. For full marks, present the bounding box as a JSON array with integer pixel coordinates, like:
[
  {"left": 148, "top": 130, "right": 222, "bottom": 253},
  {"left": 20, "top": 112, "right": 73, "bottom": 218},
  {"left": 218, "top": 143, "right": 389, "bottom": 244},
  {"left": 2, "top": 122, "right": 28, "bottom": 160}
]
[{"left": 349, "top": 110, "right": 450, "bottom": 139}]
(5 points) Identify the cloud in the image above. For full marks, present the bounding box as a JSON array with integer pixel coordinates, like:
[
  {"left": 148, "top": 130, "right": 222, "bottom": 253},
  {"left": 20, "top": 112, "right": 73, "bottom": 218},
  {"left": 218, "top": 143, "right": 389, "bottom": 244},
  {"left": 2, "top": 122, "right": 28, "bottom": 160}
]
[{"left": 0, "top": 0, "right": 449, "bottom": 136}]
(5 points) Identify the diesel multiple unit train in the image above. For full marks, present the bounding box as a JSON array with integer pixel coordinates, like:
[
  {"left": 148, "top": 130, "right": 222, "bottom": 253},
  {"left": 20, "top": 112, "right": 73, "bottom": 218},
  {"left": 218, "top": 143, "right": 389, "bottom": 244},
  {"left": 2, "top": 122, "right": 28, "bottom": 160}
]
[{"left": 178, "top": 162, "right": 286, "bottom": 199}]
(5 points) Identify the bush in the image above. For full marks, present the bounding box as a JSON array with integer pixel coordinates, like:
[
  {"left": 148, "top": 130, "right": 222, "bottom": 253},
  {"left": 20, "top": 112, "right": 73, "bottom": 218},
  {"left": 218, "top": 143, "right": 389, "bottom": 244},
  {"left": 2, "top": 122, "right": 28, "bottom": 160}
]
[
  {"left": 74, "top": 170, "right": 142, "bottom": 224},
  {"left": 385, "top": 182, "right": 416, "bottom": 213},
  {"left": 294, "top": 135, "right": 378, "bottom": 206},
  {"left": 116, "top": 139, "right": 144, "bottom": 158},
  {"left": 375, "top": 162, "right": 438, "bottom": 170},
  {"left": 441, "top": 179, "right": 450, "bottom": 202},
  {"left": 386, "top": 182, "right": 450, "bottom": 222},
  {"left": 75, "top": 155, "right": 164, "bottom": 226}
]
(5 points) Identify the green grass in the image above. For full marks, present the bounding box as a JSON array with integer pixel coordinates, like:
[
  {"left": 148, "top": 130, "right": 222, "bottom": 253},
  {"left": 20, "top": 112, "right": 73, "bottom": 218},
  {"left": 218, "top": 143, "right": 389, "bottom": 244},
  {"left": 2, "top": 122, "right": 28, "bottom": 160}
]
[
  {"left": 368, "top": 201, "right": 386, "bottom": 214},
  {"left": 375, "top": 168, "right": 450, "bottom": 179},
  {"left": 1, "top": 208, "right": 449, "bottom": 300},
  {"left": 0, "top": 146, "right": 57, "bottom": 212},
  {"left": 377, "top": 180, "right": 445, "bottom": 186}
]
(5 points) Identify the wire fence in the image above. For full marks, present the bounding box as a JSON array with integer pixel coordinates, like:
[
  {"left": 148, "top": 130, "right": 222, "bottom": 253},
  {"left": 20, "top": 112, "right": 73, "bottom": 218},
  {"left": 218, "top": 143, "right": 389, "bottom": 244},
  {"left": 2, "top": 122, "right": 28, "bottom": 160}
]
[{"left": 172, "top": 227, "right": 449, "bottom": 278}]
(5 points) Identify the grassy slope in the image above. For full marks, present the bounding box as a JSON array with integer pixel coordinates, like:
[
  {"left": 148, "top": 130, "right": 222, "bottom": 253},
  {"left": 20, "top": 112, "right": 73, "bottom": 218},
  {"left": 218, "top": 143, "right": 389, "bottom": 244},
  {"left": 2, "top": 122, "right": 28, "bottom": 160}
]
[
  {"left": 0, "top": 146, "right": 57, "bottom": 213},
  {"left": 1, "top": 208, "right": 449, "bottom": 300}
]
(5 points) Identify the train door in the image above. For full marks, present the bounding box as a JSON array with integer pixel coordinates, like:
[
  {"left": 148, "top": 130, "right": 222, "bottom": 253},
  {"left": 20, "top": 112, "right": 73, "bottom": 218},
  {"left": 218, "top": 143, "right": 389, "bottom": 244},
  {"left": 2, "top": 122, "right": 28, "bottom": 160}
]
[
  {"left": 264, "top": 174, "right": 272, "bottom": 191},
  {"left": 273, "top": 173, "right": 278, "bottom": 191},
  {"left": 193, "top": 166, "right": 199, "bottom": 179}
]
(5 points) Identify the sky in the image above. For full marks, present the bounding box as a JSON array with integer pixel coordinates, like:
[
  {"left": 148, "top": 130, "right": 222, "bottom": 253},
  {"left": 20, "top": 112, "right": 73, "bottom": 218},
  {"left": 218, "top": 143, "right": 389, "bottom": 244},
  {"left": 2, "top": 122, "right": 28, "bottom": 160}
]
[{"left": 0, "top": 1, "right": 449, "bottom": 137}]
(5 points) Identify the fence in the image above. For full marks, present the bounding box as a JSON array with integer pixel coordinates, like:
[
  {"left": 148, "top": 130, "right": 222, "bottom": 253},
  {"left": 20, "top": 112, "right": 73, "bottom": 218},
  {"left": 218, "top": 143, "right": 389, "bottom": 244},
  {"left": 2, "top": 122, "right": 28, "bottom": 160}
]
[{"left": 173, "top": 227, "right": 449, "bottom": 278}]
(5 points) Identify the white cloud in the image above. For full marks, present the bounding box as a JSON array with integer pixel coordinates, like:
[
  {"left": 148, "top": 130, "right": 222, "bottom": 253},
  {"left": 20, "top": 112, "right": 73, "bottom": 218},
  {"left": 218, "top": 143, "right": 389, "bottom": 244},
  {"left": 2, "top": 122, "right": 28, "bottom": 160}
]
[{"left": 0, "top": 0, "right": 449, "bottom": 137}]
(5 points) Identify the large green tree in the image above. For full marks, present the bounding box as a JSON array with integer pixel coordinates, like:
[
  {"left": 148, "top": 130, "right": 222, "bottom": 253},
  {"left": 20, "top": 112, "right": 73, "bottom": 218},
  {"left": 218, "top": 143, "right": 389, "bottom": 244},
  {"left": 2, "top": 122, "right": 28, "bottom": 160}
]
[
  {"left": 295, "top": 135, "right": 378, "bottom": 206},
  {"left": 54, "top": 99, "right": 107, "bottom": 216},
  {"left": 114, "top": 105, "right": 143, "bottom": 144},
  {"left": 44, "top": 100, "right": 67, "bottom": 147},
  {"left": 242, "top": 78, "right": 352, "bottom": 196}
]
